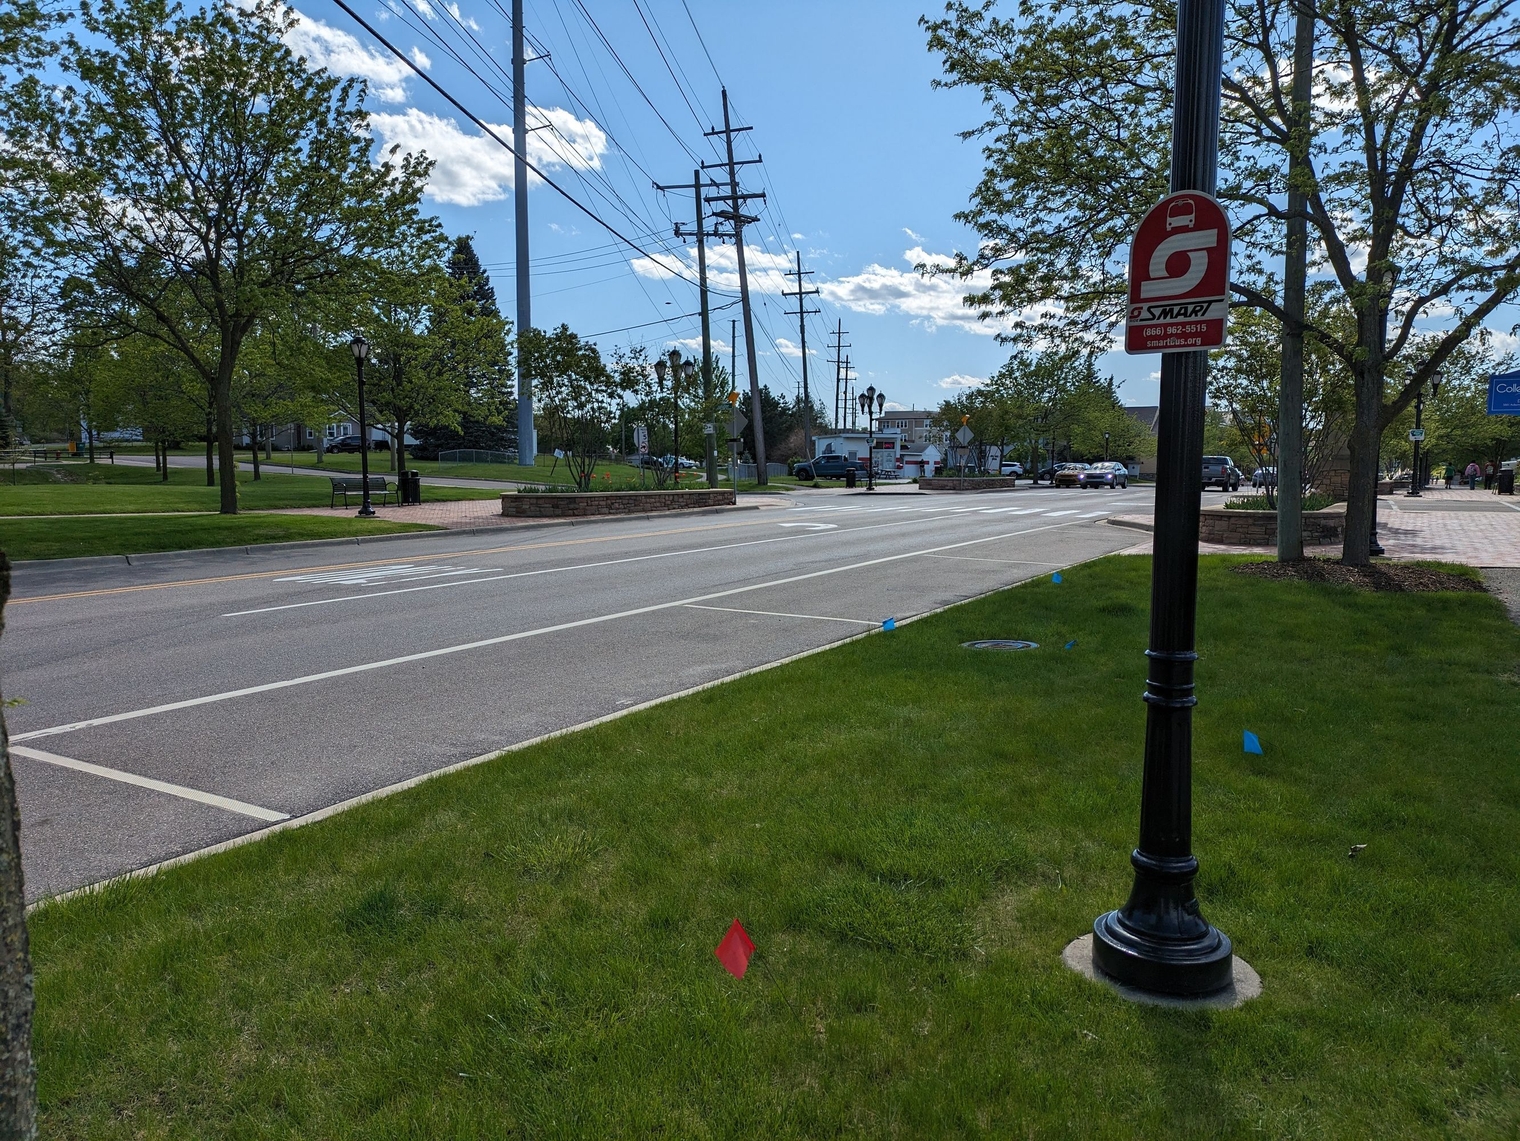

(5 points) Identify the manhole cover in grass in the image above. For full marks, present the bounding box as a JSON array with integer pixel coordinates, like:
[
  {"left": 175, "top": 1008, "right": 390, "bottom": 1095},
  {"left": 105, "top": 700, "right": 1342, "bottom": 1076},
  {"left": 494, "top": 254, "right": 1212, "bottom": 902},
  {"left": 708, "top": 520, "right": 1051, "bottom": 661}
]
[{"left": 962, "top": 639, "right": 1040, "bottom": 651}]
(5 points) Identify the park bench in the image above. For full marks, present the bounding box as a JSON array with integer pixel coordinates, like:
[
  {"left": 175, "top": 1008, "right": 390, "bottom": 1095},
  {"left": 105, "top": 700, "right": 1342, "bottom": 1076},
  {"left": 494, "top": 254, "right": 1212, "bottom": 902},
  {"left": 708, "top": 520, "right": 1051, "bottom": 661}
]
[{"left": 328, "top": 475, "right": 396, "bottom": 508}]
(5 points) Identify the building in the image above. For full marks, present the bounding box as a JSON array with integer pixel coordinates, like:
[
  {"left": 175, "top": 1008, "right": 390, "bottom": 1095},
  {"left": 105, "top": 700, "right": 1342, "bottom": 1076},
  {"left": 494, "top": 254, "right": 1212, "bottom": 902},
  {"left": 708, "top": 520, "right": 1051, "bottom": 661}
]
[{"left": 1124, "top": 406, "right": 1162, "bottom": 477}]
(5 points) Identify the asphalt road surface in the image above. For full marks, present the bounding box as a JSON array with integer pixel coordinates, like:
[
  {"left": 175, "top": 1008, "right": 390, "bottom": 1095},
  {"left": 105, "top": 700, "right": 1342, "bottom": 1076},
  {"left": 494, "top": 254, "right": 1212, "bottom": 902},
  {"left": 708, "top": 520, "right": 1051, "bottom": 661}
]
[{"left": 3, "top": 483, "right": 1212, "bottom": 901}]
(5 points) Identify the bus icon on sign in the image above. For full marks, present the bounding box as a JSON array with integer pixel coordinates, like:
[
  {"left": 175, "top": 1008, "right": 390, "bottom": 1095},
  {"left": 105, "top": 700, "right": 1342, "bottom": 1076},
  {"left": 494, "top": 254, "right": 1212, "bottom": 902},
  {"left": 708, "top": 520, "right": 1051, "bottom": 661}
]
[{"left": 1167, "top": 198, "right": 1195, "bottom": 231}]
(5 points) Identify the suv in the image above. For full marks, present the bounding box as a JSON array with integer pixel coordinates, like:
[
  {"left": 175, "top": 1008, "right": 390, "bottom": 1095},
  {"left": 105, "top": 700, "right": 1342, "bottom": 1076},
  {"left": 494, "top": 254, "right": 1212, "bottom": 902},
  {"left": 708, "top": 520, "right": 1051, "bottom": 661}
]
[
  {"left": 794, "top": 454, "right": 869, "bottom": 481},
  {"left": 1202, "top": 456, "right": 1241, "bottom": 490}
]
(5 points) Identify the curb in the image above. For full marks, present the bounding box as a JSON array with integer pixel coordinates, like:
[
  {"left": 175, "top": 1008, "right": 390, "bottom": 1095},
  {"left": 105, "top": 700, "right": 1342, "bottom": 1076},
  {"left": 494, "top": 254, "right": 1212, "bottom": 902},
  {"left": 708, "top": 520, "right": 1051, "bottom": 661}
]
[{"left": 1106, "top": 515, "right": 1155, "bottom": 533}]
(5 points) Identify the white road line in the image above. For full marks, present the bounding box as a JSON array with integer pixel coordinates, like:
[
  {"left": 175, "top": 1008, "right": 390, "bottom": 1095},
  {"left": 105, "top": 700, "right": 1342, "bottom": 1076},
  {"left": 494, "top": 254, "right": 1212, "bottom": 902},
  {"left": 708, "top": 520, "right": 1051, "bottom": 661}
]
[
  {"left": 776, "top": 522, "right": 838, "bottom": 530},
  {"left": 925, "top": 554, "right": 1057, "bottom": 567},
  {"left": 685, "top": 605, "right": 877, "bottom": 625},
  {"left": 11, "top": 746, "right": 289, "bottom": 822},
  {"left": 1042, "top": 510, "right": 1081, "bottom": 517},
  {"left": 1079, "top": 510, "right": 1111, "bottom": 518},
  {"left": 16, "top": 516, "right": 1095, "bottom": 743}
]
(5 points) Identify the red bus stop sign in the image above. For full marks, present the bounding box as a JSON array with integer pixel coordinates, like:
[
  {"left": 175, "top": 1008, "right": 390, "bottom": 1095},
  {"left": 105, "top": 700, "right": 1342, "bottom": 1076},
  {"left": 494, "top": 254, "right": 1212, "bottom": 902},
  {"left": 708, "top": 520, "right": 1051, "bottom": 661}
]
[{"left": 1125, "top": 191, "right": 1231, "bottom": 354}]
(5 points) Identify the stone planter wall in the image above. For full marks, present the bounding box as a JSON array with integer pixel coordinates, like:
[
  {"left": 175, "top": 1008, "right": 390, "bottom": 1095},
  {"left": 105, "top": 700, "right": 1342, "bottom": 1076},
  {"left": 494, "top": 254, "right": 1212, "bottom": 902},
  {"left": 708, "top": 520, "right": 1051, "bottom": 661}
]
[
  {"left": 501, "top": 489, "right": 736, "bottom": 519},
  {"left": 919, "top": 477, "right": 1020, "bottom": 491},
  {"left": 1199, "top": 503, "right": 1345, "bottom": 545}
]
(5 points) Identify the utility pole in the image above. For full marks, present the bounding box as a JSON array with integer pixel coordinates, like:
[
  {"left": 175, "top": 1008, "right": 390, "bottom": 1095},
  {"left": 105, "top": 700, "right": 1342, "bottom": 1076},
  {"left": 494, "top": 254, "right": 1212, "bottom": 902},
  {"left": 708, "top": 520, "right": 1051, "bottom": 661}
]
[
  {"left": 656, "top": 170, "right": 722, "bottom": 487},
  {"left": 511, "top": 0, "right": 535, "bottom": 469},
  {"left": 1277, "top": 0, "right": 1314, "bottom": 562},
  {"left": 703, "top": 90, "right": 768, "bottom": 483},
  {"left": 828, "top": 320, "right": 849, "bottom": 430},
  {"left": 783, "top": 252, "right": 820, "bottom": 460},
  {"left": 843, "top": 357, "right": 855, "bottom": 429}
]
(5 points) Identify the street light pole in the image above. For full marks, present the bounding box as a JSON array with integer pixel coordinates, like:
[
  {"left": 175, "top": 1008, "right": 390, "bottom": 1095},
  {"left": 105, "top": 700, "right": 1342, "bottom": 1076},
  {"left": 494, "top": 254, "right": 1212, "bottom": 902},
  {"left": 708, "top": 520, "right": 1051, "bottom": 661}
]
[
  {"left": 1104, "top": 431, "right": 1111, "bottom": 462},
  {"left": 351, "top": 336, "right": 375, "bottom": 518},
  {"left": 1090, "top": 0, "right": 1235, "bottom": 995},
  {"left": 1406, "top": 389, "right": 1424, "bottom": 497}
]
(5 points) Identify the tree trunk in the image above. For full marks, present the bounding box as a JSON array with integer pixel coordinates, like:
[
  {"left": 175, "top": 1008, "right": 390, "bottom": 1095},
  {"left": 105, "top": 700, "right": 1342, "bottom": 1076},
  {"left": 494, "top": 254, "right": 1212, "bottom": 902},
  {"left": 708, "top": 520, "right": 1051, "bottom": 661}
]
[
  {"left": 0, "top": 555, "right": 39, "bottom": 1139},
  {"left": 1341, "top": 394, "right": 1382, "bottom": 566},
  {"left": 205, "top": 403, "right": 215, "bottom": 487},
  {"left": 249, "top": 424, "right": 261, "bottom": 481},
  {"left": 215, "top": 350, "right": 239, "bottom": 515},
  {"left": 264, "top": 428, "right": 272, "bottom": 461},
  {"left": 396, "top": 423, "right": 407, "bottom": 474}
]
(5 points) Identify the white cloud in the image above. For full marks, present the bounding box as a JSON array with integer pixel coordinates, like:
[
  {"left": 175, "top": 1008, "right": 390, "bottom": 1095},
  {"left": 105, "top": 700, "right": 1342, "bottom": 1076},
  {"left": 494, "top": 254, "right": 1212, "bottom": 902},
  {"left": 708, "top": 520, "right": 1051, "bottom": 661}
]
[
  {"left": 367, "top": 105, "right": 608, "bottom": 207},
  {"left": 409, "top": 46, "right": 430, "bottom": 68},
  {"left": 284, "top": 8, "right": 414, "bottom": 103},
  {"left": 903, "top": 227, "right": 924, "bottom": 242},
  {"left": 773, "top": 337, "right": 818, "bottom": 359},
  {"left": 820, "top": 247, "right": 1016, "bottom": 337},
  {"left": 937, "top": 374, "right": 985, "bottom": 389}
]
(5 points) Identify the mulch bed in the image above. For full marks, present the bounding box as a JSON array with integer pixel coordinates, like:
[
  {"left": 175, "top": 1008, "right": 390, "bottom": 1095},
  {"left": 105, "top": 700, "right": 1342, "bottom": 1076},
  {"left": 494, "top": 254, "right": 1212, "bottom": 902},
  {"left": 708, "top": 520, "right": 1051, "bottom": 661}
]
[{"left": 1232, "top": 558, "right": 1487, "bottom": 593}]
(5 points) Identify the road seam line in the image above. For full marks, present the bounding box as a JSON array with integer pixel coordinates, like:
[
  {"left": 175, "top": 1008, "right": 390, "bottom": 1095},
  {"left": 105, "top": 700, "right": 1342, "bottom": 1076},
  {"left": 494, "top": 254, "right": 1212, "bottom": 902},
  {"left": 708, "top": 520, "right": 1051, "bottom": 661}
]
[
  {"left": 10, "top": 746, "right": 289, "bottom": 823},
  {"left": 684, "top": 604, "right": 877, "bottom": 625}
]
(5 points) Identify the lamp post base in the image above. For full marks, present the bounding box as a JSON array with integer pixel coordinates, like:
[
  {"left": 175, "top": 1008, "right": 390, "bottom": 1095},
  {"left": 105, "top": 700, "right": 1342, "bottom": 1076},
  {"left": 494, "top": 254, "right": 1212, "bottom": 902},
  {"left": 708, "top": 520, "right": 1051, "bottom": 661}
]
[
  {"left": 357, "top": 505, "right": 376, "bottom": 518},
  {"left": 1091, "top": 849, "right": 1234, "bottom": 996}
]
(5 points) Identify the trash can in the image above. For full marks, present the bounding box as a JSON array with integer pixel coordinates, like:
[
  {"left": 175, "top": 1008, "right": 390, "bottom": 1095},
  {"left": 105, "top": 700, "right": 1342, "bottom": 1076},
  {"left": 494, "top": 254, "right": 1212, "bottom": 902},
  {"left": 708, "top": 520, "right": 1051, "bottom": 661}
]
[
  {"left": 845, "top": 468, "right": 857, "bottom": 489},
  {"left": 401, "top": 469, "right": 422, "bottom": 505},
  {"left": 1499, "top": 469, "right": 1515, "bottom": 496}
]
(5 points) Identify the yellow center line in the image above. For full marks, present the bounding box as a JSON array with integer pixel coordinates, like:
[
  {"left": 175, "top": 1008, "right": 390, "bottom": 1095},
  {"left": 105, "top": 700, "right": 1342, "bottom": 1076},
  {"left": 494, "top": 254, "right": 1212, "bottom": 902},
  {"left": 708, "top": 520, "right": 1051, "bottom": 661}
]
[{"left": 12, "top": 515, "right": 781, "bottom": 606}]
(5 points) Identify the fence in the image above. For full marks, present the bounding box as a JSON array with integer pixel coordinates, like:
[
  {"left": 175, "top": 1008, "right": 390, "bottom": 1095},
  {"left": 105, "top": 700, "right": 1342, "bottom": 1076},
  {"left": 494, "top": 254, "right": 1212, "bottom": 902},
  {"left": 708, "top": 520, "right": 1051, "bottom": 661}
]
[
  {"left": 732, "top": 463, "right": 790, "bottom": 481},
  {"left": 439, "top": 448, "right": 518, "bottom": 468}
]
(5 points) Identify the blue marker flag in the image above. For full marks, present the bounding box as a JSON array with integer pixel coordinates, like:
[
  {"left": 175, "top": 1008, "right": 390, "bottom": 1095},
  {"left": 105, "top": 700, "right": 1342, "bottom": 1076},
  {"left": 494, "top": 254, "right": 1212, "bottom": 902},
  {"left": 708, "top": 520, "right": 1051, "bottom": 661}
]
[
  {"left": 1052, "top": 572, "right": 1063, "bottom": 584},
  {"left": 1064, "top": 640, "right": 1077, "bottom": 650},
  {"left": 1243, "top": 730, "right": 1263, "bottom": 755},
  {"left": 882, "top": 618, "right": 896, "bottom": 631}
]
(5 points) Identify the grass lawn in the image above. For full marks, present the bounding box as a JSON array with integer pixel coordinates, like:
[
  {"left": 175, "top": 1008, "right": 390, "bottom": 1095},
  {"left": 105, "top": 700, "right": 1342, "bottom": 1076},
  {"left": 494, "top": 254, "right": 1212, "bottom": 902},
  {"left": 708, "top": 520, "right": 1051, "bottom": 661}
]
[
  {"left": 282, "top": 452, "right": 664, "bottom": 486},
  {"left": 0, "top": 514, "right": 438, "bottom": 561},
  {"left": 28, "top": 556, "right": 1520, "bottom": 1137},
  {"left": 0, "top": 464, "right": 500, "bottom": 517}
]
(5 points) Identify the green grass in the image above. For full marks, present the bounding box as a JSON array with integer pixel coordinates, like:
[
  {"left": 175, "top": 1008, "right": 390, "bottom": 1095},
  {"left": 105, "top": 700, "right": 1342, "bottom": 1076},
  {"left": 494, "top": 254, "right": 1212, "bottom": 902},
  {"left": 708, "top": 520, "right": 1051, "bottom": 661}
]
[
  {"left": 303, "top": 452, "right": 664, "bottom": 486},
  {"left": 0, "top": 514, "right": 438, "bottom": 560},
  {"left": 0, "top": 463, "right": 501, "bottom": 517},
  {"left": 27, "top": 556, "right": 1520, "bottom": 1137}
]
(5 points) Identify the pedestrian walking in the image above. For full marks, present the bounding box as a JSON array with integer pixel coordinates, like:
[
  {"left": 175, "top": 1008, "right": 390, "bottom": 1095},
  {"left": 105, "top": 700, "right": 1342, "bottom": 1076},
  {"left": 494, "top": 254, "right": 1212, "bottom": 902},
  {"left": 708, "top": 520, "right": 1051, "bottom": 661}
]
[
  {"left": 1443, "top": 462, "right": 1454, "bottom": 490},
  {"left": 1465, "top": 461, "right": 1481, "bottom": 490},
  {"left": 1484, "top": 459, "right": 1498, "bottom": 490}
]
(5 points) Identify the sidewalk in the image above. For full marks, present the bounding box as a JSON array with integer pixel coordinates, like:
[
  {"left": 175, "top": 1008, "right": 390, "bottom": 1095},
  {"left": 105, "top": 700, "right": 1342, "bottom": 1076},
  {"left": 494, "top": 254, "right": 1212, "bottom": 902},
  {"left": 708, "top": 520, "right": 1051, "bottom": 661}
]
[{"left": 1110, "top": 489, "right": 1520, "bottom": 567}]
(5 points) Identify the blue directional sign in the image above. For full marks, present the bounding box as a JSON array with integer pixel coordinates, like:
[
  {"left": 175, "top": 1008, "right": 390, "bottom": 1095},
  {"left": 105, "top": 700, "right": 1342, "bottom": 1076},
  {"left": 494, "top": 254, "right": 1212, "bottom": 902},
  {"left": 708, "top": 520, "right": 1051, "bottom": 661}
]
[{"left": 1489, "top": 370, "right": 1520, "bottom": 415}]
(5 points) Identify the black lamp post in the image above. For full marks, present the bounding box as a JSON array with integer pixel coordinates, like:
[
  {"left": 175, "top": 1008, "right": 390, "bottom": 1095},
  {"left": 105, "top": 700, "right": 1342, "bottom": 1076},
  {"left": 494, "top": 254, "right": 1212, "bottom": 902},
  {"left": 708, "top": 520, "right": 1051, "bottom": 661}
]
[
  {"left": 1089, "top": 0, "right": 1235, "bottom": 996},
  {"left": 654, "top": 350, "right": 695, "bottom": 484},
  {"left": 1405, "top": 374, "right": 1441, "bottom": 497},
  {"left": 1104, "top": 431, "right": 1111, "bottom": 462},
  {"left": 350, "top": 335, "right": 375, "bottom": 518},
  {"left": 858, "top": 386, "right": 886, "bottom": 490}
]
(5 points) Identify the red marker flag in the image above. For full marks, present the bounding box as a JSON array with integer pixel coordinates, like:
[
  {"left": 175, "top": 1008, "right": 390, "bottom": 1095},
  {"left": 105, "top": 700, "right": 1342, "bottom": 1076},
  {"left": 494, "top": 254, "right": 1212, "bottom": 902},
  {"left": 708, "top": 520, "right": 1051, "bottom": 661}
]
[{"left": 714, "top": 919, "right": 756, "bottom": 979}]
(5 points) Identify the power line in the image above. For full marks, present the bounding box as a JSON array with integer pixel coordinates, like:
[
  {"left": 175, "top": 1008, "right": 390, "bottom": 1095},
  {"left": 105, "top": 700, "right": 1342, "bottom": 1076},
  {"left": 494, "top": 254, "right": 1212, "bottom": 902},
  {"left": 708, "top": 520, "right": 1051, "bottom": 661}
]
[{"left": 328, "top": 0, "right": 706, "bottom": 291}]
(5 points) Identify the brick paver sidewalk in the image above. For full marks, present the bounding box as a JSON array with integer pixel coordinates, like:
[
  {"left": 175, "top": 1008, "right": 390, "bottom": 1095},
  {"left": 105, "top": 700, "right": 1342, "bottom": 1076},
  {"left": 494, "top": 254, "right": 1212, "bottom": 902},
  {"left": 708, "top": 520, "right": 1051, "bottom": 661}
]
[{"left": 271, "top": 497, "right": 516, "bottom": 529}]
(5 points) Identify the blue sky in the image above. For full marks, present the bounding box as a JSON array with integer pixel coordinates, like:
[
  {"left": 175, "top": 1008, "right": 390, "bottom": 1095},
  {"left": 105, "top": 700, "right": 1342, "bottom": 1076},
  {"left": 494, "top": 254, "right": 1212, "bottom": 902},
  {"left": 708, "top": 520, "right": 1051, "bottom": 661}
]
[{"left": 289, "top": 0, "right": 1167, "bottom": 414}]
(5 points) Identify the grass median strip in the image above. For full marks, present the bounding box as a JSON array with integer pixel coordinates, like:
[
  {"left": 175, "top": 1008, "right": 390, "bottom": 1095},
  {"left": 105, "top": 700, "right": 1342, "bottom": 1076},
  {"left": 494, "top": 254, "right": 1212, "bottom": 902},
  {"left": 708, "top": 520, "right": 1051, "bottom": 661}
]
[
  {"left": 29, "top": 556, "right": 1520, "bottom": 1138},
  {"left": 0, "top": 514, "right": 438, "bottom": 561}
]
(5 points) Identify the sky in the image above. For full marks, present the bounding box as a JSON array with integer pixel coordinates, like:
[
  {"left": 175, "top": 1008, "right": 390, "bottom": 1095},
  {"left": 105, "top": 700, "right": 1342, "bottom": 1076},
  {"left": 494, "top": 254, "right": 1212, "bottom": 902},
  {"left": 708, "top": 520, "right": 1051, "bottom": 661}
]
[{"left": 288, "top": 0, "right": 1159, "bottom": 415}]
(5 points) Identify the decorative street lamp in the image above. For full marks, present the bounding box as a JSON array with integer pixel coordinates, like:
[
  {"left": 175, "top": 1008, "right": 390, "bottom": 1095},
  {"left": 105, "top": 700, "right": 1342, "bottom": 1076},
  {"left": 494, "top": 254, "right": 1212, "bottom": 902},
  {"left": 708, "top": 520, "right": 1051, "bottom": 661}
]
[
  {"left": 1104, "top": 431, "right": 1111, "bottom": 461},
  {"left": 655, "top": 350, "right": 696, "bottom": 484},
  {"left": 1405, "top": 373, "right": 1442, "bottom": 497},
  {"left": 857, "top": 386, "right": 886, "bottom": 491},
  {"left": 350, "top": 335, "right": 374, "bottom": 518}
]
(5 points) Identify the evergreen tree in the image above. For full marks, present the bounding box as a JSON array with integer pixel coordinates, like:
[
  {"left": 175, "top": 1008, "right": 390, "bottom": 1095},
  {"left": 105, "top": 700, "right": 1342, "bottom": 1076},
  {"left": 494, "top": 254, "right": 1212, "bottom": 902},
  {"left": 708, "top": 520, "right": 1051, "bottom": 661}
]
[{"left": 447, "top": 234, "right": 499, "bottom": 317}]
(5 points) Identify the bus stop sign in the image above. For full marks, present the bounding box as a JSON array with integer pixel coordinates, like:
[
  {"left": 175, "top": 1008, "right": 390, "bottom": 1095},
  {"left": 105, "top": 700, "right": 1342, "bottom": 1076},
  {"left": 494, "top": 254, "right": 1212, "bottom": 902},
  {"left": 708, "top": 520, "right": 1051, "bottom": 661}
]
[{"left": 1125, "top": 191, "right": 1231, "bottom": 354}]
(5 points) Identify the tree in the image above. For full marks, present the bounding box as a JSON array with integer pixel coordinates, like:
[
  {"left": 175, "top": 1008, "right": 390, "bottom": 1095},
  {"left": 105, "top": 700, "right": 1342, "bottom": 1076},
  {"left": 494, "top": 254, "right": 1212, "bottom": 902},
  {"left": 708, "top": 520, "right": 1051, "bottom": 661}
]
[
  {"left": 925, "top": 0, "right": 1520, "bottom": 563},
  {"left": 1209, "top": 301, "right": 1354, "bottom": 503},
  {"left": 7, "top": 0, "right": 433, "bottom": 512},
  {"left": 0, "top": 554, "right": 36, "bottom": 1139},
  {"left": 522, "top": 325, "right": 628, "bottom": 490}
]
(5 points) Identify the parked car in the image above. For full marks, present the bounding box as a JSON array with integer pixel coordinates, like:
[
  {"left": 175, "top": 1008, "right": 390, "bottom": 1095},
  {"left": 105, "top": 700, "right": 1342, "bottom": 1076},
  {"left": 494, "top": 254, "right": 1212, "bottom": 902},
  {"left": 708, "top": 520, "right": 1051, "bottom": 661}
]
[
  {"left": 659, "top": 454, "right": 699, "bottom": 470},
  {"left": 999, "top": 461, "right": 1025, "bottom": 477},
  {"left": 629, "top": 452, "right": 664, "bottom": 469},
  {"left": 1252, "top": 466, "right": 1278, "bottom": 488},
  {"left": 794, "top": 453, "right": 869, "bottom": 481},
  {"left": 326, "top": 434, "right": 388, "bottom": 453},
  {"left": 1202, "top": 455, "right": 1242, "bottom": 491},
  {"left": 1053, "top": 462, "right": 1091, "bottom": 488},
  {"left": 1078, "top": 461, "right": 1129, "bottom": 489}
]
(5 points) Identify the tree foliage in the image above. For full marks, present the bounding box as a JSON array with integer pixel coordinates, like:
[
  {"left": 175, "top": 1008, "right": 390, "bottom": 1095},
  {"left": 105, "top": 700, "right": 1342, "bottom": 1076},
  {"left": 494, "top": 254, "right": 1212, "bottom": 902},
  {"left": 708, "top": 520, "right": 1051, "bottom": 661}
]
[
  {"left": 925, "top": 0, "right": 1520, "bottom": 561},
  {"left": 7, "top": 0, "right": 434, "bottom": 510}
]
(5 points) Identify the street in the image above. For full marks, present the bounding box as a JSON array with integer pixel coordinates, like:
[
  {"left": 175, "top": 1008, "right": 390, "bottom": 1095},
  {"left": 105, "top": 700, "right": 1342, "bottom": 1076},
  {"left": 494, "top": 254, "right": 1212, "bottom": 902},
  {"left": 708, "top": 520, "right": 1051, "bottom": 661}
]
[{"left": 4, "top": 484, "right": 1204, "bottom": 901}]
